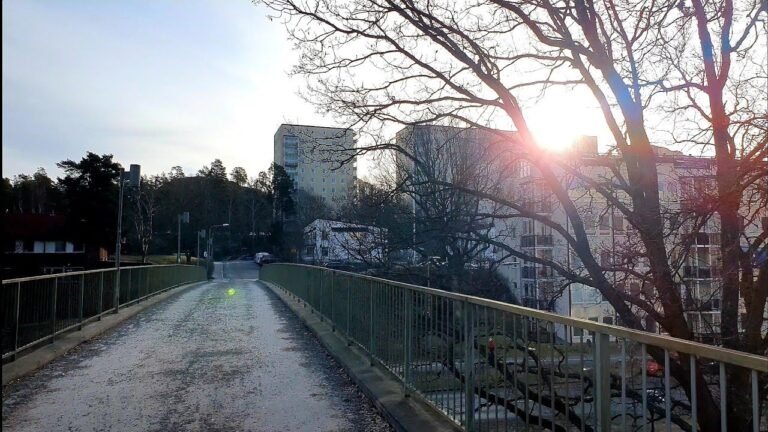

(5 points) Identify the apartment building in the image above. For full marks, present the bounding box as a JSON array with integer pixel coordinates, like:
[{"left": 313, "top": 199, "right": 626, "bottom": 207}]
[
  {"left": 302, "top": 219, "right": 387, "bottom": 266},
  {"left": 274, "top": 124, "right": 357, "bottom": 206},
  {"left": 394, "top": 124, "right": 766, "bottom": 343},
  {"left": 509, "top": 142, "right": 766, "bottom": 343},
  {"left": 394, "top": 125, "right": 520, "bottom": 264}
]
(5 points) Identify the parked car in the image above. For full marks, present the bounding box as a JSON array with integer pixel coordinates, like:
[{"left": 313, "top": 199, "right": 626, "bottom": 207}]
[
  {"left": 254, "top": 252, "right": 278, "bottom": 266},
  {"left": 646, "top": 352, "right": 681, "bottom": 377}
]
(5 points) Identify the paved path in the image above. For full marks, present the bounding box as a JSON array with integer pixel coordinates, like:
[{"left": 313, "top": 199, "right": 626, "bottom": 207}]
[{"left": 2, "top": 261, "right": 391, "bottom": 432}]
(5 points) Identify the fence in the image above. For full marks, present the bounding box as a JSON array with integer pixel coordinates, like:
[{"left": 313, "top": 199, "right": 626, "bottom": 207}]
[
  {"left": 262, "top": 263, "right": 766, "bottom": 432},
  {"left": 2, "top": 265, "right": 206, "bottom": 362}
]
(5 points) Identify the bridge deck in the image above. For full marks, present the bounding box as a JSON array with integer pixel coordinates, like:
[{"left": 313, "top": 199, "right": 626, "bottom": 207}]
[{"left": 2, "top": 262, "right": 390, "bottom": 432}]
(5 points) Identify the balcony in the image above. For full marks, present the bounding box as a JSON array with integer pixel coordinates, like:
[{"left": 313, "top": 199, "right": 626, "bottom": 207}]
[
  {"left": 521, "top": 234, "right": 553, "bottom": 247},
  {"left": 522, "top": 296, "right": 553, "bottom": 311},
  {"left": 521, "top": 200, "right": 553, "bottom": 214},
  {"left": 684, "top": 266, "right": 712, "bottom": 278},
  {"left": 685, "top": 298, "right": 721, "bottom": 311}
]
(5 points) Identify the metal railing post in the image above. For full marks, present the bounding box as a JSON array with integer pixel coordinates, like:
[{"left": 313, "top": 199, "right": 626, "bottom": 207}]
[
  {"left": 128, "top": 270, "right": 132, "bottom": 302},
  {"left": 13, "top": 282, "right": 21, "bottom": 360},
  {"left": 98, "top": 272, "right": 103, "bottom": 320},
  {"left": 463, "top": 300, "right": 475, "bottom": 431},
  {"left": 369, "top": 280, "right": 375, "bottom": 366},
  {"left": 319, "top": 270, "right": 324, "bottom": 321},
  {"left": 330, "top": 271, "right": 335, "bottom": 332},
  {"left": 78, "top": 274, "right": 84, "bottom": 330},
  {"left": 346, "top": 277, "right": 352, "bottom": 346},
  {"left": 51, "top": 278, "right": 58, "bottom": 343},
  {"left": 403, "top": 288, "right": 413, "bottom": 396},
  {"left": 114, "top": 269, "right": 121, "bottom": 313},
  {"left": 594, "top": 331, "right": 611, "bottom": 432}
]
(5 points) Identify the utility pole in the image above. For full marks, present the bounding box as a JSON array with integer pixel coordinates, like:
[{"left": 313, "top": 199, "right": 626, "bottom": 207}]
[
  {"left": 177, "top": 211, "right": 190, "bottom": 264},
  {"left": 115, "top": 164, "right": 140, "bottom": 313}
]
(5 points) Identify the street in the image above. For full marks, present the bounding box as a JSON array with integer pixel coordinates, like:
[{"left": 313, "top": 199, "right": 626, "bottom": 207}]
[{"left": 2, "top": 261, "right": 391, "bottom": 432}]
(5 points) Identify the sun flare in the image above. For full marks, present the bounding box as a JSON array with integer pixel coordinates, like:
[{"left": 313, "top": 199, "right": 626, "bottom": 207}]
[{"left": 524, "top": 90, "right": 604, "bottom": 152}]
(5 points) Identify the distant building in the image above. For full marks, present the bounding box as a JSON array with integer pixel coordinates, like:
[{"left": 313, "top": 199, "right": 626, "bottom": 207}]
[
  {"left": 302, "top": 219, "right": 387, "bottom": 266},
  {"left": 274, "top": 124, "right": 357, "bottom": 207},
  {"left": 393, "top": 123, "right": 522, "bottom": 271},
  {"left": 2, "top": 214, "right": 108, "bottom": 278},
  {"left": 392, "top": 124, "right": 767, "bottom": 344}
]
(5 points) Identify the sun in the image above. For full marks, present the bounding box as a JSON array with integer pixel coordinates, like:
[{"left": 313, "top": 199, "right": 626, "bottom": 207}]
[{"left": 524, "top": 89, "right": 604, "bottom": 152}]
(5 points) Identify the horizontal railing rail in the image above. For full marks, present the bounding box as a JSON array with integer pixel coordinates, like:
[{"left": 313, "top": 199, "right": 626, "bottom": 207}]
[
  {"left": 262, "top": 263, "right": 766, "bottom": 432},
  {"left": 2, "top": 264, "right": 207, "bottom": 362}
]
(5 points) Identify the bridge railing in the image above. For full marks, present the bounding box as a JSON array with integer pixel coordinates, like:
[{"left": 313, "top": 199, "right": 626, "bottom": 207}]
[
  {"left": 2, "top": 264, "right": 206, "bottom": 362},
  {"left": 262, "top": 263, "right": 766, "bottom": 432}
]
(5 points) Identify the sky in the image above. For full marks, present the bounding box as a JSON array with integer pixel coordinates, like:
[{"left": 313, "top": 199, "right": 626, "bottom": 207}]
[
  {"left": 3, "top": 0, "right": 610, "bottom": 182},
  {"left": 3, "top": 0, "right": 327, "bottom": 180}
]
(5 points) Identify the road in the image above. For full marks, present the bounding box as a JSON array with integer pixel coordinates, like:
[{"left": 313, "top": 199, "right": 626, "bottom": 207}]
[{"left": 2, "top": 261, "right": 391, "bottom": 432}]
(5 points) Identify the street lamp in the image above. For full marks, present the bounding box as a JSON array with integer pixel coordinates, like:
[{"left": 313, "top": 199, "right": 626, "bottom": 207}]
[
  {"left": 207, "top": 223, "right": 229, "bottom": 264},
  {"left": 115, "top": 164, "right": 140, "bottom": 313},
  {"left": 197, "top": 229, "right": 206, "bottom": 266},
  {"left": 176, "top": 211, "right": 190, "bottom": 263}
]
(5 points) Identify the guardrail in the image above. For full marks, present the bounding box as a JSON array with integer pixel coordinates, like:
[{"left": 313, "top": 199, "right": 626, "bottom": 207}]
[
  {"left": 262, "top": 263, "right": 766, "bottom": 432},
  {"left": 2, "top": 265, "right": 206, "bottom": 362}
]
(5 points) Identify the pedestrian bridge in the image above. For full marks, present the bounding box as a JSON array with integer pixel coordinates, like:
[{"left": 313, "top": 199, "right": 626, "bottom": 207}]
[{"left": 2, "top": 262, "right": 766, "bottom": 431}]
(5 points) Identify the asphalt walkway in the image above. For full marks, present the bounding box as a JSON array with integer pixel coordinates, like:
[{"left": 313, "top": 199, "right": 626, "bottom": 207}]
[{"left": 2, "top": 261, "right": 390, "bottom": 432}]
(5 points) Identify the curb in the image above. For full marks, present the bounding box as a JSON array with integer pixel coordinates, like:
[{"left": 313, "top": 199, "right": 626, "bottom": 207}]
[
  {"left": 262, "top": 280, "right": 461, "bottom": 432},
  {"left": 2, "top": 280, "right": 207, "bottom": 386}
]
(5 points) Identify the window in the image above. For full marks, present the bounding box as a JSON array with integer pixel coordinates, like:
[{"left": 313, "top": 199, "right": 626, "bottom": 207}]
[
  {"left": 612, "top": 215, "right": 624, "bottom": 232},
  {"left": 305, "top": 246, "right": 314, "bottom": 255},
  {"left": 321, "top": 230, "right": 329, "bottom": 241},
  {"left": 599, "top": 214, "right": 611, "bottom": 232},
  {"left": 516, "top": 160, "right": 531, "bottom": 178},
  {"left": 523, "top": 220, "right": 534, "bottom": 235},
  {"left": 321, "top": 247, "right": 329, "bottom": 257},
  {"left": 573, "top": 327, "right": 584, "bottom": 337},
  {"left": 283, "top": 136, "right": 299, "bottom": 167},
  {"left": 603, "top": 316, "right": 614, "bottom": 325},
  {"left": 583, "top": 213, "right": 596, "bottom": 234},
  {"left": 55, "top": 241, "right": 66, "bottom": 252},
  {"left": 600, "top": 251, "right": 611, "bottom": 266}
]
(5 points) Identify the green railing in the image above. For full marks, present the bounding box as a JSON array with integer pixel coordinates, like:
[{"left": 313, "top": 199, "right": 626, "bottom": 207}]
[
  {"left": 2, "top": 264, "right": 206, "bottom": 362},
  {"left": 262, "top": 263, "right": 766, "bottom": 432}
]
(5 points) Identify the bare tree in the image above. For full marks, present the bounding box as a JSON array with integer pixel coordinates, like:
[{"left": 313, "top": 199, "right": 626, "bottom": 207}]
[
  {"left": 130, "top": 174, "right": 166, "bottom": 263},
  {"left": 260, "top": 0, "right": 767, "bottom": 429}
]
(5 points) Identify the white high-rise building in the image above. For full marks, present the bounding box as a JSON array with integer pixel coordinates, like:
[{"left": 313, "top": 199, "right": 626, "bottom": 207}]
[{"left": 274, "top": 124, "right": 357, "bottom": 206}]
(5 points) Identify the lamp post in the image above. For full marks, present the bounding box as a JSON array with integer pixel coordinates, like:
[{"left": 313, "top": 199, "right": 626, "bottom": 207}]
[
  {"left": 176, "top": 211, "right": 190, "bottom": 264},
  {"left": 207, "top": 223, "right": 229, "bottom": 265},
  {"left": 115, "top": 164, "right": 140, "bottom": 313},
  {"left": 197, "top": 229, "right": 206, "bottom": 266}
]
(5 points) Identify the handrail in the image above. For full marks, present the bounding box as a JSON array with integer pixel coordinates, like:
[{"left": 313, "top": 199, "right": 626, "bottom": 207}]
[
  {"left": 265, "top": 263, "right": 767, "bottom": 371},
  {"left": 262, "top": 263, "right": 767, "bottom": 432},
  {"left": 2, "top": 264, "right": 201, "bottom": 284},
  {"left": 2, "top": 264, "right": 207, "bottom": 362}
]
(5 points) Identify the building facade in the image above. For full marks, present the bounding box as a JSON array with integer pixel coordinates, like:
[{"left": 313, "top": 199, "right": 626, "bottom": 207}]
[
  {"left": 274, "top": 124, "right": 357, "bottom": 206},
  {"left": 393, "top": 124, "right": 766, "bottom": 343},
  {"left": 302, "top": 219, "right": 387, "bottom": 266}
]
